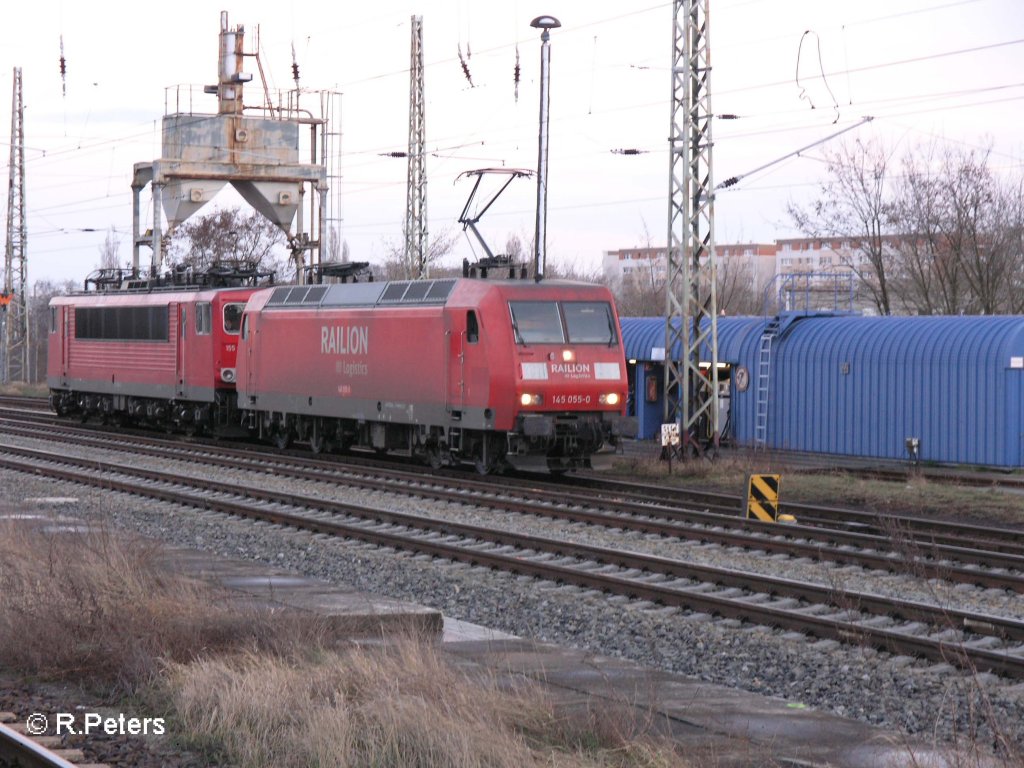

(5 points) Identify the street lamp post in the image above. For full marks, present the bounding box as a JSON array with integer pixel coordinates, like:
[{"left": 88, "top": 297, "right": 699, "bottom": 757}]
[{"left": 530, "top": 15, "right": 560, "bottom": 283}]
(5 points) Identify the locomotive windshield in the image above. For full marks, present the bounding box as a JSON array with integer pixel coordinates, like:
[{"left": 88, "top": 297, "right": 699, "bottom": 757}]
[
  {"left": 510, "top": 302, "right": 565, "bottom": 344},
  {"left": 563, "top": 302, "right": 616, "bottom": 344},
  {"left": 509, "top": 300, "right": 617, "bottom": 345}
]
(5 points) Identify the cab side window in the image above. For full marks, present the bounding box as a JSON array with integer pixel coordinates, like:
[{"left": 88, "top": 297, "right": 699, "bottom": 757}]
[
  {"left": 467, "top": 311, "right": 479, "bottom": 343},
  {"left": 196, "top": 303, "right": 212, "bottom": 335},
  {"left": 224, "top": 303, "right": 244, "bottom": 334}
]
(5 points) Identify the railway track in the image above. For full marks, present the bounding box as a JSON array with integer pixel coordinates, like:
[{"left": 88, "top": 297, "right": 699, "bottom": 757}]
[
  {"left": 1, "top": 440, "right": 1023, "bottom": 679},
  {"left": 0, "top": 712, "right": 106, "bottom": 768},
  {"left": 4, "top": 414, "right": 1024, "bottom": 592},
  {"left": 5, "top": 402, "right": 1024, "bottom": 560}
]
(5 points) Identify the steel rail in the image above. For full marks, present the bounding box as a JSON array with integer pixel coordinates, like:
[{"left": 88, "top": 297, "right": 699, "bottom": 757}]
[
  {"left": 13, "top": 408, "right": 1024, "bottom": 559},
  {"left": 3, "top": 419, "right": 1023, "bottom": 589},
  {"left": 0, "top": 722, "right": 81, "bottom": 768},
  {"left": 551, "top": 472, "right": 1024, "bottom": 551},
  {"left": 1, "top": 446, "right": 1023, "bottom": 679},
  {"left": 9, "top": 404, "right": 1024, "bottom": 551}
]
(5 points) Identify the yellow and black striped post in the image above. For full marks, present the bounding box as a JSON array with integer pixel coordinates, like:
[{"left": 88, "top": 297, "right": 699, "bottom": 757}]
[{"left": 746, "top": 473, "right": 780, "bottom": 522}]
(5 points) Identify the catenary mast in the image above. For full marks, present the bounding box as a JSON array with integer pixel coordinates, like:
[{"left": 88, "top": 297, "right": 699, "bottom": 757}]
[
  {"left": 406, "top": 16, "right": 428, "bottom": 278},
  {"left": 3, "top": 67, "right": 28, "bottom": 384},
  {"left": 663, "top": 0, "right": 719, "bottom": 456}
]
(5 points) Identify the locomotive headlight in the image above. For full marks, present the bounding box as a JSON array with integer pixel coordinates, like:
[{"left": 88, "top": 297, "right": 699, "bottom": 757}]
[
  {"left": 561, "top": 349, "right": 575, "bottom": 362},
  {"left": 600, "top": 393, "right": 621, "bottom": 406},
  {"left": 520, "top": 393, "right": 542, "bottom": 406}
]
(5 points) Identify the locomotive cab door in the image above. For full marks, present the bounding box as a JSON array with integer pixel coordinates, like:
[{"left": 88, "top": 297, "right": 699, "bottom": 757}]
[
  {"left": 241, "top": 310, "right": 257, "bottom": 400},
  {"left": 173, "top": 303, "right": 186, "bottom": 397},
  {"left": 60, "top": 305, "right": 70, "bottom": 385},
  {"left": 444, "top": 312, "right": 466, "bottom": 416}
]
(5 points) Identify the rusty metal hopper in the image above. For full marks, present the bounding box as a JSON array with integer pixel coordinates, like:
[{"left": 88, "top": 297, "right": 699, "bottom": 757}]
[
  {"left": 162, "top": 180, "right": 227, "bottom": 231},
  {"left": 231, "top": 180, "right": 300, "bottom": 230}
]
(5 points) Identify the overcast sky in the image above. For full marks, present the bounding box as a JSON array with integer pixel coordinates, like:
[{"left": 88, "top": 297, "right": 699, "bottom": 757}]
[{"left": 1, "top": 0, "right": 1022, "bottom": 285}]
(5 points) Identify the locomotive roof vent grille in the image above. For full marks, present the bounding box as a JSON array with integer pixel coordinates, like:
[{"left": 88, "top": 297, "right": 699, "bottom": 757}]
[
  {"left": 266, "top": 279, "right": 456, "bottom": 309},
  {"left": 378, "top": 279, "right": 457, "bottom": 304},
  {"left": 267, "top": 285, "right": 329, "bottom": 307}
]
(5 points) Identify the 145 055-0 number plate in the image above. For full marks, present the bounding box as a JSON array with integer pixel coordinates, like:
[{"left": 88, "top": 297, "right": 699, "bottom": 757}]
[{"left": 550, "top": 394, "right": 592, "bottom": 405}]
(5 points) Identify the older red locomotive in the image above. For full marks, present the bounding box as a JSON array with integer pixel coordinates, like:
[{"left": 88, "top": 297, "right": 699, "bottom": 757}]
[
  {"left": 47, "top": 283, "right": 256, "bottom": 432},
  {"left": 47, "top": 274, "right": 633, "bottom": 472}
]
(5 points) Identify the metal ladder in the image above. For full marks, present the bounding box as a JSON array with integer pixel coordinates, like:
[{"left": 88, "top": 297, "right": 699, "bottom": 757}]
[{"left": 754, "top": 317, "right": 781, "bottom": 449}]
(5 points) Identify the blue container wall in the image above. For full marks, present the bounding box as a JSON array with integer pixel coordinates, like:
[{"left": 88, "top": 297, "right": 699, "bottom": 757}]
[
  {"left": 620, "top": 316, "right": 768, "bottom": 441},
  {"left": 623, "top": 314, "right": 1024, "bottom": 467},
  {"left": 759, "top": 316, "right": 1024, "bottom": 467}
]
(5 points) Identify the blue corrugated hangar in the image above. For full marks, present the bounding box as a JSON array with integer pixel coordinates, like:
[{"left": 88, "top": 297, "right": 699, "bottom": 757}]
[{"left": 620, "top": 313, "right": 1024, "bottom": 468}]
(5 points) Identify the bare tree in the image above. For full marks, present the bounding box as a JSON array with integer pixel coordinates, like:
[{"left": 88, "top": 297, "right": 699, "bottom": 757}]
[
  {"left": 889, "top": 143, "right": 965, "bottom": 314},
  {"left": 167, "top": 207, "right": 285, "bottom": 276},
  {"left": 789, "top": 138, "right": 897, "bottom": 315},
  {"left": 614, "top": 260, "right": 664, "bottom": 317},
  {"left": 545, "top": 258, "right": 603, "bottom": 282},
  {"left": 379, "top": 226, "right": 459, "bottom": 280},
  {"left": 949, "top": 149, "right": 1018, "bottom": 314},
  {"left": 716, "top": 254, "right": 761, "bottom": 315},
  {"left": 1002, "top": 180, "right": 1024, "bottom": 314},
  {"left": 504, "top": 233, "right": 527, "bottom": 262},
  {"left": 97, "top": 227, "right": 122, "bottom": 270},
  {"left": 29, "top": 279, "right": 76, "bottom": 383}
]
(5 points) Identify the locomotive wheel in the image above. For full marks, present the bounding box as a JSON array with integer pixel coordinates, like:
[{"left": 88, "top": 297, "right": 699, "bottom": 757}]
[
  {"left": 427, "top": 448, "right": 443, "bottom": 470},
  {"left": 273, "top": 429, "right": 292, "bottom": 450},
  {"left": 309, "top": 421, "right": 325, "bottom": 454},
  {"left": 473, "top": 449, "right": 493, "bottom": 475}
]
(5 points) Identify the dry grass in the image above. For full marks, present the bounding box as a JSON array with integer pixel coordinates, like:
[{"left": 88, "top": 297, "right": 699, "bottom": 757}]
[
  {"left": 0, "top": 523, "right": 693, "bottom": 767},
  {"left": 0, "top": 382, "right": 48, "bottom": 397},
  {"left": 0, "top": 523, "right": 332, "bottom": 693},
  {"left": 609, "top": 454, "right": 1024, "bottom": 526},
  {"left": 164, "top": 643, "right": 693, "bottom": 768}
]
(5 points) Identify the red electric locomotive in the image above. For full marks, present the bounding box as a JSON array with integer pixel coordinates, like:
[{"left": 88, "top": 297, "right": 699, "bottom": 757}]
[
  {"left": 47, "top": 283, "right": 258, "bottom": 433},
  {"left": 236, "top": 277, "right": 634, "bottom": 472}
]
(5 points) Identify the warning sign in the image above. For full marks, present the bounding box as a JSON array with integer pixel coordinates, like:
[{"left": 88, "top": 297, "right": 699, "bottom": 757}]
[{"left": 746, "top": 473, "right": 780, "bottom": 522}]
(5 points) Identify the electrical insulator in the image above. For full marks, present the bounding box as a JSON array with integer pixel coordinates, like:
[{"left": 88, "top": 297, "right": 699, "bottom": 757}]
[
  {"left": 458, "top": 44, "right": 473, "bottom": 87},
  {"left": 292, "top": 62, "right": 299, "bottom": 81},
  {"left": 514, "top": 47, "right": 521, "bottom": 102}
]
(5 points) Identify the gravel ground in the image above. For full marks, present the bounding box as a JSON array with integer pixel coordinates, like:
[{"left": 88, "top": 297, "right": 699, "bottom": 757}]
[{"left": 2, "top": 453, "right": 1024, "bottom": 761}]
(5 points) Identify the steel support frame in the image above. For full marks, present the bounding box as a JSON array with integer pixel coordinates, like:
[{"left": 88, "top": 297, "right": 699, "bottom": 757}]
[
  {"left": 664, "top": 0, "right": 719, "bottom": 454},
  {"left": 405, "top": 16, "right": 428, "bottom": 279},
  {"left": 4, "top": 67, "right": 28, "bottom": 384}
]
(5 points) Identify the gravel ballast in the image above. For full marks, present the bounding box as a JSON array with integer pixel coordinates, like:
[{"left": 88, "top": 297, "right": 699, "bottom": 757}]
[{"left": 2, "top": 463, "right": 1023, "bottom": 759}]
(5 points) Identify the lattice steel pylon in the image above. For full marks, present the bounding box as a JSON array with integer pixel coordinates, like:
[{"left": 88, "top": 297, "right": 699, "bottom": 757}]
[
  {"left": 663, "top": 0, "right": 719, "bottom": 456},
  {"left": 3, "top": 67, "right": 28, "bottom": 384},
  {"left": 405, "top": 16, "right": 428, "bottom": 279}
]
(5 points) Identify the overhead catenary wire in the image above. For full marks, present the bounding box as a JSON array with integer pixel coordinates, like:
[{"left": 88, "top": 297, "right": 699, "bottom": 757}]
[
  {"left": 717, "top": 116, "right": 875, "bottom": 190},
  {"left": 12, "top": 2, "right": 1024, "bottom": 278}
]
